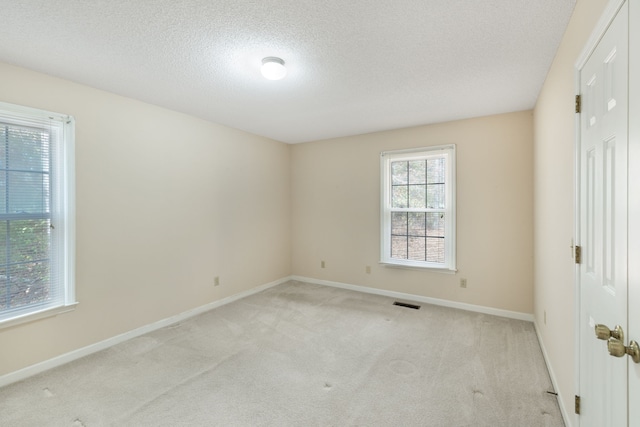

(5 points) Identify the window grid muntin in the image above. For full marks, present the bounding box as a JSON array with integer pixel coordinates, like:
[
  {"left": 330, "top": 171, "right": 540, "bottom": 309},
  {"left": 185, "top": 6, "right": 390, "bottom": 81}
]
[
  {"left": 391, "top": 158, "right": 446, "bottom": 209},
  {"left": 389, "top": 157, "right": 447, "bottom": 263},
  {"left": 390, "top": 212, "right": 446, "bottom": 263}
]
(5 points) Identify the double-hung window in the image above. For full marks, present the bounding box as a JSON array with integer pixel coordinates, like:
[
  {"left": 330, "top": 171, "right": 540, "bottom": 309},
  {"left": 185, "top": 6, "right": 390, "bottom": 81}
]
[
  {"left": 0, "top": 101, "right": 75, "bottom": 327},
  {"left": 380, "top": 145, "right": 456, "bottom": 270}
]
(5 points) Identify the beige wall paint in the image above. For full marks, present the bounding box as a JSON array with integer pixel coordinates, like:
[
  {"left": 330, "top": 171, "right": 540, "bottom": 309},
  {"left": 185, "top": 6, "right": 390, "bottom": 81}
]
[
  {"left": 0, "top": 62, "right": 291, "bottom": 376},
  {"left": 533, "top": 0, "right": 608, "bottom": 418},
  {"left": 291, "top": 111, "right": 534, "bottom": 314}
]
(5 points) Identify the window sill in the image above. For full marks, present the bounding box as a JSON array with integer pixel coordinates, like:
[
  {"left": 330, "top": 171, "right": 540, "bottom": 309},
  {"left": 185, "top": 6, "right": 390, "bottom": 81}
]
[
  {"left": 0, "top": 302, "right": 78, "bottom": 330},
  {"left": 379, "top": 262, "right": 457, "bottom": 274}
]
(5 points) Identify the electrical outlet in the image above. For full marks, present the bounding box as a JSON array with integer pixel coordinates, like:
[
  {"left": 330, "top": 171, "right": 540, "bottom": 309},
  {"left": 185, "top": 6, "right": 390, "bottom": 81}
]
[
  {"left": 366, "top": 265, "right": 371, "bottom": 274},
  {"left": 214, "top": 276, "right": 220, "bottom": 286},
  {"left": 460, "top": 278, "right": 467, "bottom": 288},
  {"left": 321, "top": 260, "right": 326, "bottom": 268}
]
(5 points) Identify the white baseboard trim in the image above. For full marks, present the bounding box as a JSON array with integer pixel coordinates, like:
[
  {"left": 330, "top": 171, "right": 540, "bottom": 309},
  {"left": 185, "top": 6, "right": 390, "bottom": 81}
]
[
  {"left": 0, "top": 276, "right": 290, "bottom": 388},
  {"left": 291, "top": 275, "right": 534, "bottom": 322},
  {"left": 534, "top": 321, "right": 571, "bottom": 427}
]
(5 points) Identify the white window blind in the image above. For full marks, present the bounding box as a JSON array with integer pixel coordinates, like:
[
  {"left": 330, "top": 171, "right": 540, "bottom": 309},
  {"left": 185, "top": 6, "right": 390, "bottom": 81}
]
[
  {"left": 380, "top": 145, "right": 456, "bottom": 270},
  {"left": 0, "top": 102, "right": 75, "bottom": 326}
]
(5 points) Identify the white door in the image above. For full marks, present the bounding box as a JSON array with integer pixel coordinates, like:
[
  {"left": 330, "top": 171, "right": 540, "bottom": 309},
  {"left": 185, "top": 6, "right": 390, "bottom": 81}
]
[{"left": 578, "top": 2, "right": 629, "bottom": 426}]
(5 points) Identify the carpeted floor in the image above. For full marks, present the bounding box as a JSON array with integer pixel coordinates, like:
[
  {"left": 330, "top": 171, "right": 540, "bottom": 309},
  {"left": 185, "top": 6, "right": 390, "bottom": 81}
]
[{"left": 0, "top": 280, "right": 564, "bottom": 426}]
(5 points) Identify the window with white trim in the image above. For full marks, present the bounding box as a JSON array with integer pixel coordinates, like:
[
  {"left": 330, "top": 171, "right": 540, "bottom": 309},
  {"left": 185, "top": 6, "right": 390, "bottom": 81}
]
[
  {"left": 381, "top": 145, "right": 456, "bottom": 270},
  {"left": 0, "top": 101, "right": 75, "bottom": 326}
]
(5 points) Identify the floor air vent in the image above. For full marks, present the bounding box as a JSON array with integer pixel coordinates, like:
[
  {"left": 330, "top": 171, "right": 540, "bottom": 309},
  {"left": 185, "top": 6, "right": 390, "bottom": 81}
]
[{"left": 393, "top": 301, "right": 420, "bottom": 310}]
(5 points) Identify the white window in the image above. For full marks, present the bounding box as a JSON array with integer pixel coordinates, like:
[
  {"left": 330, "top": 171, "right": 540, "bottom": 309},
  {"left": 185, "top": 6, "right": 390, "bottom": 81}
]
[
  {"left": 0, "top": 101, "right": 75, "bottom": 327},
  {"left": 380, "top": 145, "right": 456, "bottom": 270}
]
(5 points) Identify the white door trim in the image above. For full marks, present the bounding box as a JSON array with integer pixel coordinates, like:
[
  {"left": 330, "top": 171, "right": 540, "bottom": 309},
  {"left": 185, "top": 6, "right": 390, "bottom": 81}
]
[
  {"left": 574, "top": 1, "right": 627, "bottom": 426},
  {"left": 627, "top": 1, "right": 640, "bottom": 424}
]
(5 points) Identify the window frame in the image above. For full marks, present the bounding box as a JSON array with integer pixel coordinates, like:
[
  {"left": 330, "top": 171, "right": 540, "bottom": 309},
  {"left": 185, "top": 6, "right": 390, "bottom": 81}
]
[
  {"left": 380, "top": 145, "right": 456, "bottom": 271},
  {"left": 0, "top": 101, "right": 76, "bottom": 328}
]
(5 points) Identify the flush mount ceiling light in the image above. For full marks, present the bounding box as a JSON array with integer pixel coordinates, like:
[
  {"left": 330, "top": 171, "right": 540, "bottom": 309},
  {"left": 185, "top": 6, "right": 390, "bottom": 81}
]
[{"left": 261, "top": 57, "right": 287, "bottom": 80}]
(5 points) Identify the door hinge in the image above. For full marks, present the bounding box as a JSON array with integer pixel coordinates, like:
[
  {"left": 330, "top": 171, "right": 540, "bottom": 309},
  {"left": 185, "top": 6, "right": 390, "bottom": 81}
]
[
  {"left": 575, "top": 245, "right": 582, "bottom": 264},
  {"left": 575, "top": 95, "right": 582, "bottom": 113},
  {"left": 575, "top": 395, "right": 581, "bottom": 414}
]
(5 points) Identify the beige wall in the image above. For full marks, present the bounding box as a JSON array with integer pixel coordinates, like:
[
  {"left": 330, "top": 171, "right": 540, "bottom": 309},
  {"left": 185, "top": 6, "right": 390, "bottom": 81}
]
[
  {"left": 291, "top": 111, "right": 534, "bottom": 314},
  {"left": 0, "top": 62, "right": 291, "bottom": 376},
  {"left": 533, "top": 0, "right": 608, "bottom": 418}
]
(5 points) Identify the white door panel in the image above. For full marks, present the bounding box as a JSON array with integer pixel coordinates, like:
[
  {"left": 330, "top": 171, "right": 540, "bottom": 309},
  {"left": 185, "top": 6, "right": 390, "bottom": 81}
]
[{"left": 578, "top": 2, "right": 628, "bottom": 426}]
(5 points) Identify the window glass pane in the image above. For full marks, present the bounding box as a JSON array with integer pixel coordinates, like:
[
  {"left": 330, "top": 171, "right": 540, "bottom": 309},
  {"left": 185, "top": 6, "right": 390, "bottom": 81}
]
[
  {"left": 9, "top": 220, "right": 50, "bottom": 264},
  {"left": 0, "top": 125, "right": 6, "bottom": 169},
  {"left": 408, "top": 237, "right": 426, "bottom": 261},
  {"left": 392, "top": 185, "right": 408, "bottom": 208},
  {"left": 408, "top": 212, "right": 426, "bottom": 236},
  {"left": 426, "top": 213, "right": 445, "bottom": 237},
  {"left": 426, "top": 237, "right": 445, "bottom": 263},
  {"left": 0, "top": 219, "right": 51, "bottom": 311},
  {"left": 391, "top": 212, "right": 407, "bottom": 235},
  {"left": 391, "top": 161, "right": 408, "bottom": 185},
  {"left": 427, "top": 183, "right": 445, "bottom": 209},
  {"left": 0, "top": 222, "right": 6, "bottom": 263},
  {"left": 0, "top": 175, "right": 5, "bottom": 214},
  {"left": 4, "top": 261, "right": 50, "bottom": 309},
  {"left": 391, "top": 236, "right": 407, "bottom": 259},
  {"left": 408, "top": 184, "right": 426, "bottom": 208},
  {"left": 408, "top": 160, "right": 426, "bottom": 184},
  {"left": 0, "top": 272, "right": 5, "bottom": 309},
  {"left": 8, "top": 127, "right": 49, "bottom": 172},
  {"left": 427, "top": 157, "right": 445, "bottom": 183},
  {"left": 8, "top": 171, "right": 49, "bottom": 214}
]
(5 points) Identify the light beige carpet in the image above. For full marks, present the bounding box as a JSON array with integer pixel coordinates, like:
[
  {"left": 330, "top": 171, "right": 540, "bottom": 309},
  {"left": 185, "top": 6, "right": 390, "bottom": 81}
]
[{"left": 0, "top": 280, "right": 564, "bottom": 426}]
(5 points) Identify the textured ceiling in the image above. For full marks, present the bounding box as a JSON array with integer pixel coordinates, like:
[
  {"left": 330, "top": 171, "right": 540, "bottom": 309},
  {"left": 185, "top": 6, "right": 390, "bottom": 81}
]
[{"left": 0, "top": 0, "right": 576, "bottom": 143}]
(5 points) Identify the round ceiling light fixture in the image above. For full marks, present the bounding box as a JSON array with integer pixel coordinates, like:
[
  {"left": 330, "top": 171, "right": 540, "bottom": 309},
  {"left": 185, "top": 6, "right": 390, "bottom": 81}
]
[{"left": 261, "top": 57, "right": 287, "bottom": 80}]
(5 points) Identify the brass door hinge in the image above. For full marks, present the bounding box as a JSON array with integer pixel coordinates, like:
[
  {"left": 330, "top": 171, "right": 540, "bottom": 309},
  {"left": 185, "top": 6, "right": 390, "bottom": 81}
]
[
  {"left": 575, "top": 245, "right": 582, "bottom": 264},
  {"left": 575, "top": 95, "right": 582, "bottom": 114},
  {"left": 575, "top": 395, "right": 581, "bottom": 414}
]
